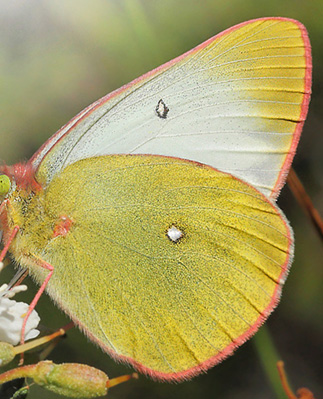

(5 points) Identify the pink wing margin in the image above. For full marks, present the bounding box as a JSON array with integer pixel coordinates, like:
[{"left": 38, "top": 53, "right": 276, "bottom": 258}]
[
  {"left": 29, "top": 17, "right": 312, "bottom": 200},
  {"left": 270, "top": 18, "right": 312, "bottom": 200}
]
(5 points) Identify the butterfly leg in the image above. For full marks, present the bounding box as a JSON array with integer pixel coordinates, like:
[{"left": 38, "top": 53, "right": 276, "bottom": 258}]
[
  {"left": 19, "top": 255, "right": 54, "bottom": 349},
  {"left": 0, "top": 200, "right": 20, "bottom": 263},
  {"left": 0, "top": 226, "right": 20, "bottom": 263},
  {"left": 0, "top": 200, "right": 29, "bottom": 294},
  {"left": 0, "top": 197, "right": 6, "bottom": 217}
]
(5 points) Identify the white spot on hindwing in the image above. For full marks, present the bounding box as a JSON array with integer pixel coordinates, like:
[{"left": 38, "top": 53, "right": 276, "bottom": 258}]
[
  {"left": 167, "top": 226, "right": 183, "bottom": 242},
  {"left": 156, "top": 99, "right": 169, "bottom": 119}
]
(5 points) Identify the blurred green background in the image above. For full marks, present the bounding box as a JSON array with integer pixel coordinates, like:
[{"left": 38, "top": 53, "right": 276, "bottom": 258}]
[{"left": 0, "top": 1, "right": 322, "bottom": 398}]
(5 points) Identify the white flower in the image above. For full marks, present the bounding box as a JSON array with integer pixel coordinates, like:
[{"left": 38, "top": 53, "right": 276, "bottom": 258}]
[{"left": 0, "top": 294, "right": 40, "bottom": 346}]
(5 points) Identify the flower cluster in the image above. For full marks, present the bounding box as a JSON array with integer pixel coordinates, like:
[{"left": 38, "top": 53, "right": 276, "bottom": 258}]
[{"left": 0, "top": 262, "right": 40, "bottom": 346}]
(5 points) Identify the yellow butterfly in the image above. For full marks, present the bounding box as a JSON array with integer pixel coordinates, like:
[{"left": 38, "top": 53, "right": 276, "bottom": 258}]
[{"left": 0, "top": 17, "right": 311, "bottom": 380}]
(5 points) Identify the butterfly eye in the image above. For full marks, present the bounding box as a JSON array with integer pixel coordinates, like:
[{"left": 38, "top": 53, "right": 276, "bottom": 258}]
[{"left": 0, "top": 175, "right": 11, "bottom": 196}]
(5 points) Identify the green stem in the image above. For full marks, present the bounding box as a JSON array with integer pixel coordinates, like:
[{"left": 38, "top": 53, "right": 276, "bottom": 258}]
[{"left": 253, "top": 325, "right": 287, "bottom": 398}]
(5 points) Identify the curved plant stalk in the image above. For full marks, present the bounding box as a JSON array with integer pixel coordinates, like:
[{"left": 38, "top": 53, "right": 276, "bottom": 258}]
[
  {"left": 287, "top": 168, "right": 323, "bottom": 241},
  {"left": 277, "top": 361, "right": 316, "bottom": 399}
]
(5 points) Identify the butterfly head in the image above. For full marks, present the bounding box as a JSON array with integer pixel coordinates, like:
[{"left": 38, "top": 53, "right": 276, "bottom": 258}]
[{"left": 0, "top": 163, "right": 41, "bottom": 194}]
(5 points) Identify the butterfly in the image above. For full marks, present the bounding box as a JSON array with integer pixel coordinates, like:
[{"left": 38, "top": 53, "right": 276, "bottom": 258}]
[{"left": 0, "top": 17, "right": 311, "bottom": 381}]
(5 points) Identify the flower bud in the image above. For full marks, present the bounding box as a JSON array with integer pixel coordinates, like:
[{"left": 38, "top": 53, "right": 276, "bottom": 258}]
[
  {"left": 0, "top": 342, "right": 15, "bottom": 366},
  {"left": 31, "top": 361, "right": 109, "bottom": 398}
]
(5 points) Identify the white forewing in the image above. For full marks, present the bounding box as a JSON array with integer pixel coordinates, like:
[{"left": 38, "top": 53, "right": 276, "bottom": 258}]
[{"left": 33, "top": 18, "right": 311, "bottom": 199}]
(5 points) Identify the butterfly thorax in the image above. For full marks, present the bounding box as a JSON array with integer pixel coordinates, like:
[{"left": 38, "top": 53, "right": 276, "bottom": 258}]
[{"left": 0, "top": 162, "right": 51, "bottom": 265}]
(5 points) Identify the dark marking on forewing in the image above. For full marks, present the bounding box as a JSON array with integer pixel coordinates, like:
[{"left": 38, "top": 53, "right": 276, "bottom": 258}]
[{"left": 156, "top": 99, "right": 169, "bottom": 119}]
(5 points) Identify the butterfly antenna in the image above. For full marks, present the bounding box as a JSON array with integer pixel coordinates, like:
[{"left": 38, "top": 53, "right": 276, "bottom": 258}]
[{"left": 0, "top": 267, "right": 29, "bottom": 298}]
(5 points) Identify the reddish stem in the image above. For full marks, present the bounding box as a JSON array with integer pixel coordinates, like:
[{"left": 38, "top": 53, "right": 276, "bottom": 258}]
[
  {"left": 0, "top": 364, "right": 36, "bottom": 384},
  {"left": 287, "top": 168, "right": 323, "bottom": 241}
]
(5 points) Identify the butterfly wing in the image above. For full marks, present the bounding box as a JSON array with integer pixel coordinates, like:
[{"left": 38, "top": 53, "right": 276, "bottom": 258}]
[
  {"left": 31, "top": 17, "right": 311, "bottom": 199},
  {"left": 27, "top": 155, "right": 293, "bottom": 380}
]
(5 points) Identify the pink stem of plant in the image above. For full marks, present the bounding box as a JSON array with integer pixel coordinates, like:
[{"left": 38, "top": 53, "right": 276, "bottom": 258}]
[{"left": 0, "top": 364, "right": 36, "bottom": 384}]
